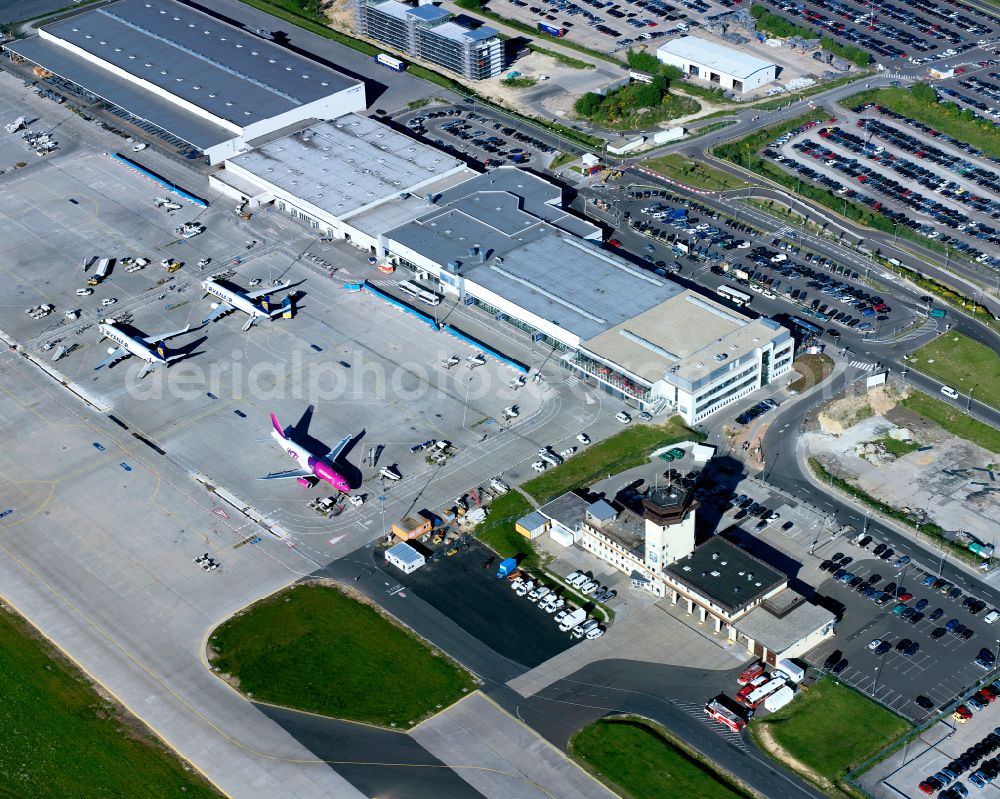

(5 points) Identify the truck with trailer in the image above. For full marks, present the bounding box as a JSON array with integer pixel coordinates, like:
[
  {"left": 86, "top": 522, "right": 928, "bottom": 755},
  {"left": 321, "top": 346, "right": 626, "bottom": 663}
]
[
  {"left": 537, "top": 21, "right": 566, "bottom": 36},
  {"left": 87, "top": 258, "right": 112, "bottom": 285},
  {"left": 775, "top": 658, "right": 805, "bottom": 684},
  {"left": 374, "top": 53, "right": 405, "bottom": 72},
  {"left": 763, "top": 685, "right": 795, "bottom": 713}
]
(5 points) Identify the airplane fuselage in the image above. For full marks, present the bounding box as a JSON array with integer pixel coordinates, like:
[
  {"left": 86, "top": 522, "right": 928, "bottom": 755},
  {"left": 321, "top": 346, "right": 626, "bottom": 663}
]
[
  {"left": 203, "top": 279, "right": 268, "bottom": 319},
  {"left": 99, "top": 323, "right": 166, "bottom": 364},
  {"left": 270, "top": 429, "right": 350, "bottom": 492}
]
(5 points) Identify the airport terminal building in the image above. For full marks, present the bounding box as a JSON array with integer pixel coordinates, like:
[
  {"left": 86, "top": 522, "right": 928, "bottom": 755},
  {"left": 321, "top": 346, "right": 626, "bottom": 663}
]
[
  {"left": 215, "top": 122, "right": 792, "bottom": 424},
  {"left": 656, "top": 36, "right": 777, "bottom": 94},
  {"left": 3, "top": 0, "right": 365, "bottom": 162}
]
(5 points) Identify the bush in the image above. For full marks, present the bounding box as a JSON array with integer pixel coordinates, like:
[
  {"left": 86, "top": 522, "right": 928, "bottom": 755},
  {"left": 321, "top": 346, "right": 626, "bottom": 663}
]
[
  {"left": 574, "top": 92, "right": 603, "bottom": 116},
  {"left": 626, "top": 49, "right": 660, "bottom": 74},
  {"left": 820, "top": 36, "right": 870, "bottom": 67}
]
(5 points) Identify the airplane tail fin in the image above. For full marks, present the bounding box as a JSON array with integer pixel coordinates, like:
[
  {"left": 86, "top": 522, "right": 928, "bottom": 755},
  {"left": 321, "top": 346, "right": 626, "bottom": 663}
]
[
  {"left": 270, "top": 413, "right": 286, "bottom": 440},
  {"left": 279, "top": 294, "right": 294, "bottom": 319}
]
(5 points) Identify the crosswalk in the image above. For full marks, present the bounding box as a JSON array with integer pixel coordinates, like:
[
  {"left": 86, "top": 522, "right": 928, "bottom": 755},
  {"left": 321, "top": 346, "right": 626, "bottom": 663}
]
[
  {"left": 559, "top": 375, "right": 581, "bottom": 388},
  {"left": 672, "top": 699, "right": 750, "bottom": 751},
  {"left": 850, "top": 360, "right": 877, "bottom": 371}
]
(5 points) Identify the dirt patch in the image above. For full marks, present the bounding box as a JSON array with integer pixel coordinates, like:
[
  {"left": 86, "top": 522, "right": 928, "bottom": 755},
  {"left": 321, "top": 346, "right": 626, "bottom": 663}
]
[
  {"left": 818, "top": 384, "right": 905, "bottom": 435},
  {"left": 788, "top": 354, "right": 834, "bottom": 393},
  {"left": 752, "top": 723, "right": 837, "bottom": 793}
]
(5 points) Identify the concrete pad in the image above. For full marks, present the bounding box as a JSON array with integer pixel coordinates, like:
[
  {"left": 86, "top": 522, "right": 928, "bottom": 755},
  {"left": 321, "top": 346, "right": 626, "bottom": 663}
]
[{"left": 411, "top": 692, "right": 618, "bottom": 799}]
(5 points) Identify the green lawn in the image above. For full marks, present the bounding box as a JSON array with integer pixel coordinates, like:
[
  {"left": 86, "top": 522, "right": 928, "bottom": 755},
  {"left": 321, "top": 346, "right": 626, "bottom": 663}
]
[
  {"left": 901, "top": 391, "right": 1000, "bottom": 455},
  {"left": 642, "top": 153, "right": 747, "bottom": 190},
  {"left": 473, "top": 491, "right": 538, "bottom": 569},
  {"left": 788, "top": 353, "right": 834, "bottom": 393},
  {"left": 209, "top": 584, "right": 475, "bottom": 726},
  {"left": 877, "top": 437, "right": 921, "bottom": 457},
  {"left": 910, "top": 333, "right": 1000, "bottom": 411},
  {"left": 0, "top": 608, "right": 222, "bottom": 799},
  {"left": 523, "top": 417, "right": 702, "bottom": 505},
  {"left": 752, "top": 679, "right": 910, "bottom": 784},
  {"left": 571, "top": 717, "right": 752, "bottom": 799}
]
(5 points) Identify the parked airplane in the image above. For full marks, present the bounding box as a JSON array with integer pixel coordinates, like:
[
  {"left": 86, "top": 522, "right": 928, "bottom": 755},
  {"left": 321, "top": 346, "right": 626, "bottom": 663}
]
[
  {"left": 93, "top": 320, "right": 193, "bottom": 379},
  {"left": 201, "top": 277, "right": 294, "bottom": 331},
  {"left": 260, "top": 412, "right": 351, "bottom": 493}
]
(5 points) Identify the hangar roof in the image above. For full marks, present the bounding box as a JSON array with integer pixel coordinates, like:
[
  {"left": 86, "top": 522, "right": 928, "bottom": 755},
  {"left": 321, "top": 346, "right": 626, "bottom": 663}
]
[
  {"left": 657, "top": 36, "right": 776, "bottom": 79},
  {"left": 32, "top": 0, "right": 359, "bottom": 127}
]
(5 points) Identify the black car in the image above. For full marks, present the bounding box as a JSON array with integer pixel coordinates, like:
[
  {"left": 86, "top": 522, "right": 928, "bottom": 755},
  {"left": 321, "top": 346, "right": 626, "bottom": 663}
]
[
  {"left": 929, "top": 608, "right": 945, "bottom": 622},
  {"left": 884, "top": 582, "right": 898, "bottom": 596},
  {"left": 896, "top": 639, "right": 912, "bottom": 652},
  {"left": 858, "top": 535, "right": 873, "bottom": 548},
  {"left": 961, "top": 628, "right": 975, "bottom": 640},
  {"left": 880, "top": 547, "right": 894, "bottom": 560},
  {"left": 820, "top": 559, "right": 835, "bottom": 571},
  {"left": 866, "top": 573, "right": 882, "bottom": 585},
  {"left": 908, "top": 611, "right": 925, "bottom": 624},
  {"left": 904, "top": 641, "right": 920, "bottom": 656},
  {"left": 840, "top": 556, "right": 853, "bottom": 567},
  {"left": 823, "top": 649, "right": 843, "bottom": 670},
  {"left": 873, "top": 543, "right": 887, "bottom": 556},
  {"left": 916, "top": 695, "right": 935, "bottom": 710},
  {"left": 931, "top": 627, "right": 948, "bottom": 639},
  {"left": 832, "top": 552, "right": 845, "bottom": 562},
  {"left": 875, "top": 641, "right": 892, "bottom": 655},
  {"left": 831, "top": 658, "right": 849, "bottom": 674},
  {"left": 781, "top": 520, "right": 794, "bottom": 531}
]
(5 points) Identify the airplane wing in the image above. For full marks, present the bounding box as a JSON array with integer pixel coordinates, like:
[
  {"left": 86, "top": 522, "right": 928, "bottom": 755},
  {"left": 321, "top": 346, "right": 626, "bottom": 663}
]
[
  {"left": 203, "top": 302, "right": 234, "bottom": 323},
  {"left": 142, "top": 324, "right": 191, "bottom": 344},
  {"left": 93, "top": 348, "right": 127, "bottom": 371},
  {"left": 244, "top": 280, "right": 289, "bottom": 299},
  {"left": 257, "top": 468, "right": 313, "bottom": 481},
  {"left": 324, "top": 435, "right": 352, "bottom": 462}
]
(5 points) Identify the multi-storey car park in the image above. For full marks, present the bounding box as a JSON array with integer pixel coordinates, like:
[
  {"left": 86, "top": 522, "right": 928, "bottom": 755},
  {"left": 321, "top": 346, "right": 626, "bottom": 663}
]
[{"left": 2, "top": 0, "right": 365, "bottom": 163}]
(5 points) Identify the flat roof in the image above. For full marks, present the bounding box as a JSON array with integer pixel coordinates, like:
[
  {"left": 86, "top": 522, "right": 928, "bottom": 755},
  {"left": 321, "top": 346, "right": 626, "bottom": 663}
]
[
  {"left": 582, "top": 289, "right": 790, "bottom": 387},
  {"left": 657, "top": 36, "right": 776, "bottom": 79},
  {"left": 386, "top": 541, "right": 424, "bottom": 565},
  {"left": 539, "top": 492, "right": 591, "bottom": 531},
  {"left": 735, "top": 598, "right": 836, "bottom": 653},
  {"left": 33, "top": 0, "right": 360, "bottom": 127},
  {"left": 432, "top": 21, "right": 500, "bottom": 42},
  {"left": 666, "top": 538, "right": 786, "bottom": 613},
  {"left": 517, "top": 511, "right": 548, "bottom": 531},
  {"left": 386, "top": 169, "right": 681, "bottom": 342},
  {"left": 227, "top": 116, "right": 467, "bottom": 219},
  {"left": 5, "top": 35, "right": 234, "bottom": 149}
]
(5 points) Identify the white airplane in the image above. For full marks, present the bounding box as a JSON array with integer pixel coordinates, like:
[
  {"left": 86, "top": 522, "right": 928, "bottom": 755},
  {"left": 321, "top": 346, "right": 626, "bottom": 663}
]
[
  {"left": 201, "top": 276, "right": 294, "bottom": 331},
  {"left": 93, "top": 320, "right": 193, "bottom": 379}
]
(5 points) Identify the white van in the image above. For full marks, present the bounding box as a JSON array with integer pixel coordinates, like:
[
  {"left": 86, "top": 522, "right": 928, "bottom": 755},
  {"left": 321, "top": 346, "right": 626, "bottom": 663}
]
[
  {"left": 940, "top": 386, "right": 959, "bottom": 399},
  {"left": 985, "top": 609, "right": 1000, "bottom": 625}
]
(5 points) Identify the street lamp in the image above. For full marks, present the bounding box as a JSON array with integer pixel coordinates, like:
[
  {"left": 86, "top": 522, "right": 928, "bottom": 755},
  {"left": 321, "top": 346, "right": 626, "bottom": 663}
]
[{"left": 967, "top": 385, "right": 977, "bottom": 414}]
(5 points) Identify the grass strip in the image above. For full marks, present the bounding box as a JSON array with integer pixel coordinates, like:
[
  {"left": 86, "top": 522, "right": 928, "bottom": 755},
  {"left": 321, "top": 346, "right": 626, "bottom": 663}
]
[{"left": 209, "top": 583, "right": 476, "bottom": 727}]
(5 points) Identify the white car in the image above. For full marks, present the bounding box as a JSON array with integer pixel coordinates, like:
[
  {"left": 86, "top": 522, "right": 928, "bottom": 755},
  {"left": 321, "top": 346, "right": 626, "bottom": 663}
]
[
  {"left": 559, "top": 447, "right": 575, "bottom": 458},
  {"left": 577, "top": 433, "right": 591, "bottom": 445},
  {"left": 101, "top": 297, "right": 118, "bottom": 306},
  {"left": 528, "top": 586, "right": 549, "bottom": 603},
  {"left": 198, "top": 257, "right": 211, "bottom": 268},
  {"left": 554, "top": 609, "right": 570, "bottom": 625},
  {"left": 583, "top": 582, "right": 603, "bottom": 597},
  {"left": 638, "top": 411, "right": 652, "bottom": 422},
  {"left": 867, "top": 638, "right": 882, "bottom": 651},
  {"left": 76, "top": 288, "right": 93, "bottom": 297},
  {"left": 515, "top": 580, "right": 533, "bottom": 597},
  {"left": 579, "top": 579, "right": 599, "bottom": 595},
  {"left": 615, "top": 411, "right": 631, "bottom": 423},
  {"left": 349, "top": 495, "right": 365, "bottom": 507},
  {"left": 572, "top": 620, "right": 599, "bottom": 639},
  {"left": 545, "top": 598, "right": 565, "bottom": 614},
  {"left": 737, "top": 240, "right": 751, "bottom": 249},
  {"left": 566, "top": 570, "right": 584, "bottom": 585},
  {"left": 585, "top": 626, "right": 606, "bottom": 640},
  {"left": 531, "top": 460, "right": 547, "bottom": 473},
  {"left": 510, "top": 577, "right": 525, "bottom": 592}
]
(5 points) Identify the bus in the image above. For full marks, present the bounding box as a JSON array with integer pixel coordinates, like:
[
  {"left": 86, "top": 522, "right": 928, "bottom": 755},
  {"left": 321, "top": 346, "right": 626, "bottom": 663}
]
[
  {"left": 537, "top": 21, "right": 566, "bottom": 36},
  {"left": 735, "top": 673, "right": 769, "bottom": 701},
  {"left": 789, "top": 316, "right": 822, "bottom": 336},
  {"left": 705, "top": 699, "right": 746, "bottom": 732},
  {"left": 716, "top": 284, "right": 751, "bottom": 308},
  {"left": 397, "top": 280, "right": 442, "bottom": 307},
  {"left": 374, "top": 53, "right": 405, "bottom": 72},
  {"left": 742, "top": 677, "right": 786, "bottom": 708}
]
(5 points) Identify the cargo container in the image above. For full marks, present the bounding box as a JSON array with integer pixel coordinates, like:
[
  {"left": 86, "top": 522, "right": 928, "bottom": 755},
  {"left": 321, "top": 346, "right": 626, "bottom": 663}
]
[
  {"left": 375, "top": 53, "right": 405, "bottom": 71},
  {"left": 763, "top": 685, "right": 795, "bottom": 713}
]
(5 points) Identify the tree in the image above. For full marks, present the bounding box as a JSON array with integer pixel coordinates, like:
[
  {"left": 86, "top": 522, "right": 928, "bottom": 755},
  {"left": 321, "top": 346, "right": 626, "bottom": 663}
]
[
  {"left": 574, "top": 92, "right": 603, "bottom": 117},
  {"left": 663, "top": 64, "right": 684, "bottom": 83},
  {"left": 626, "top": 50, "right": 660, "bottom": 74},
  {"left": 909, "top": 82, "right": 936, "bottom": 104},
  {"left": 631, "top": 82, "right": 663, "bottom": 108}
]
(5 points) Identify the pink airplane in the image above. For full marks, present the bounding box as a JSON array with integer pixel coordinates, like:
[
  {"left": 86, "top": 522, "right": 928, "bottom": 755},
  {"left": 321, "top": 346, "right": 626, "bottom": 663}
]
[{"left": 259, "top": 412, "right": 352, "bottom": 493}]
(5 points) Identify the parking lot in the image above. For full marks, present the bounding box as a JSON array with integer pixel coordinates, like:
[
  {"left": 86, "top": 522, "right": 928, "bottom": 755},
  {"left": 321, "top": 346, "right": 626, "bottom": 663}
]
[
  {"left": 396, "top": 103, "right": 559, "bottom": 170},
  {"left": 757, "top": 0, "right": 998, "bottom": 65},
  {"left": 862, "top": 684, "right": 1000, "bottom": 799},
  {"left": 612, "top": 186, "right": 916, "bottom": 340},
  {"left": 374, "top": 538, "right": 578, "bottom": 668},
  {"left": 480, "top": 0, "right": 733, "bottom": 55},
  {"left": 809, "top": 553, "right": 999, "bottom": 722}
]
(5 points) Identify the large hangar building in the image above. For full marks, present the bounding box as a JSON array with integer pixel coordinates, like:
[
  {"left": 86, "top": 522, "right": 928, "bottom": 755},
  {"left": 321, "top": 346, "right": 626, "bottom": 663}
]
[{"left": 3, "top": 0, "right": 365, "bottom": 162}]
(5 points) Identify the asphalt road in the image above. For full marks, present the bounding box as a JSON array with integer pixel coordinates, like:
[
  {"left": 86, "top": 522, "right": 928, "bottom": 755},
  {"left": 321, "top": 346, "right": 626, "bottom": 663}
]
[
  {"left": 258, "top": 703, "right": 487, "bottom": 799},
  {"left": 506, "top": 661, "right": 829, "bottom": 799}
]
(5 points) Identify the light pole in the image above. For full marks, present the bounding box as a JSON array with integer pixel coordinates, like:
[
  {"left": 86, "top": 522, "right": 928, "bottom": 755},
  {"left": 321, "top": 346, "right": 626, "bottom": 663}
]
[{"left": 967, "top": 385, "right": 977, "bottom": 414}]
